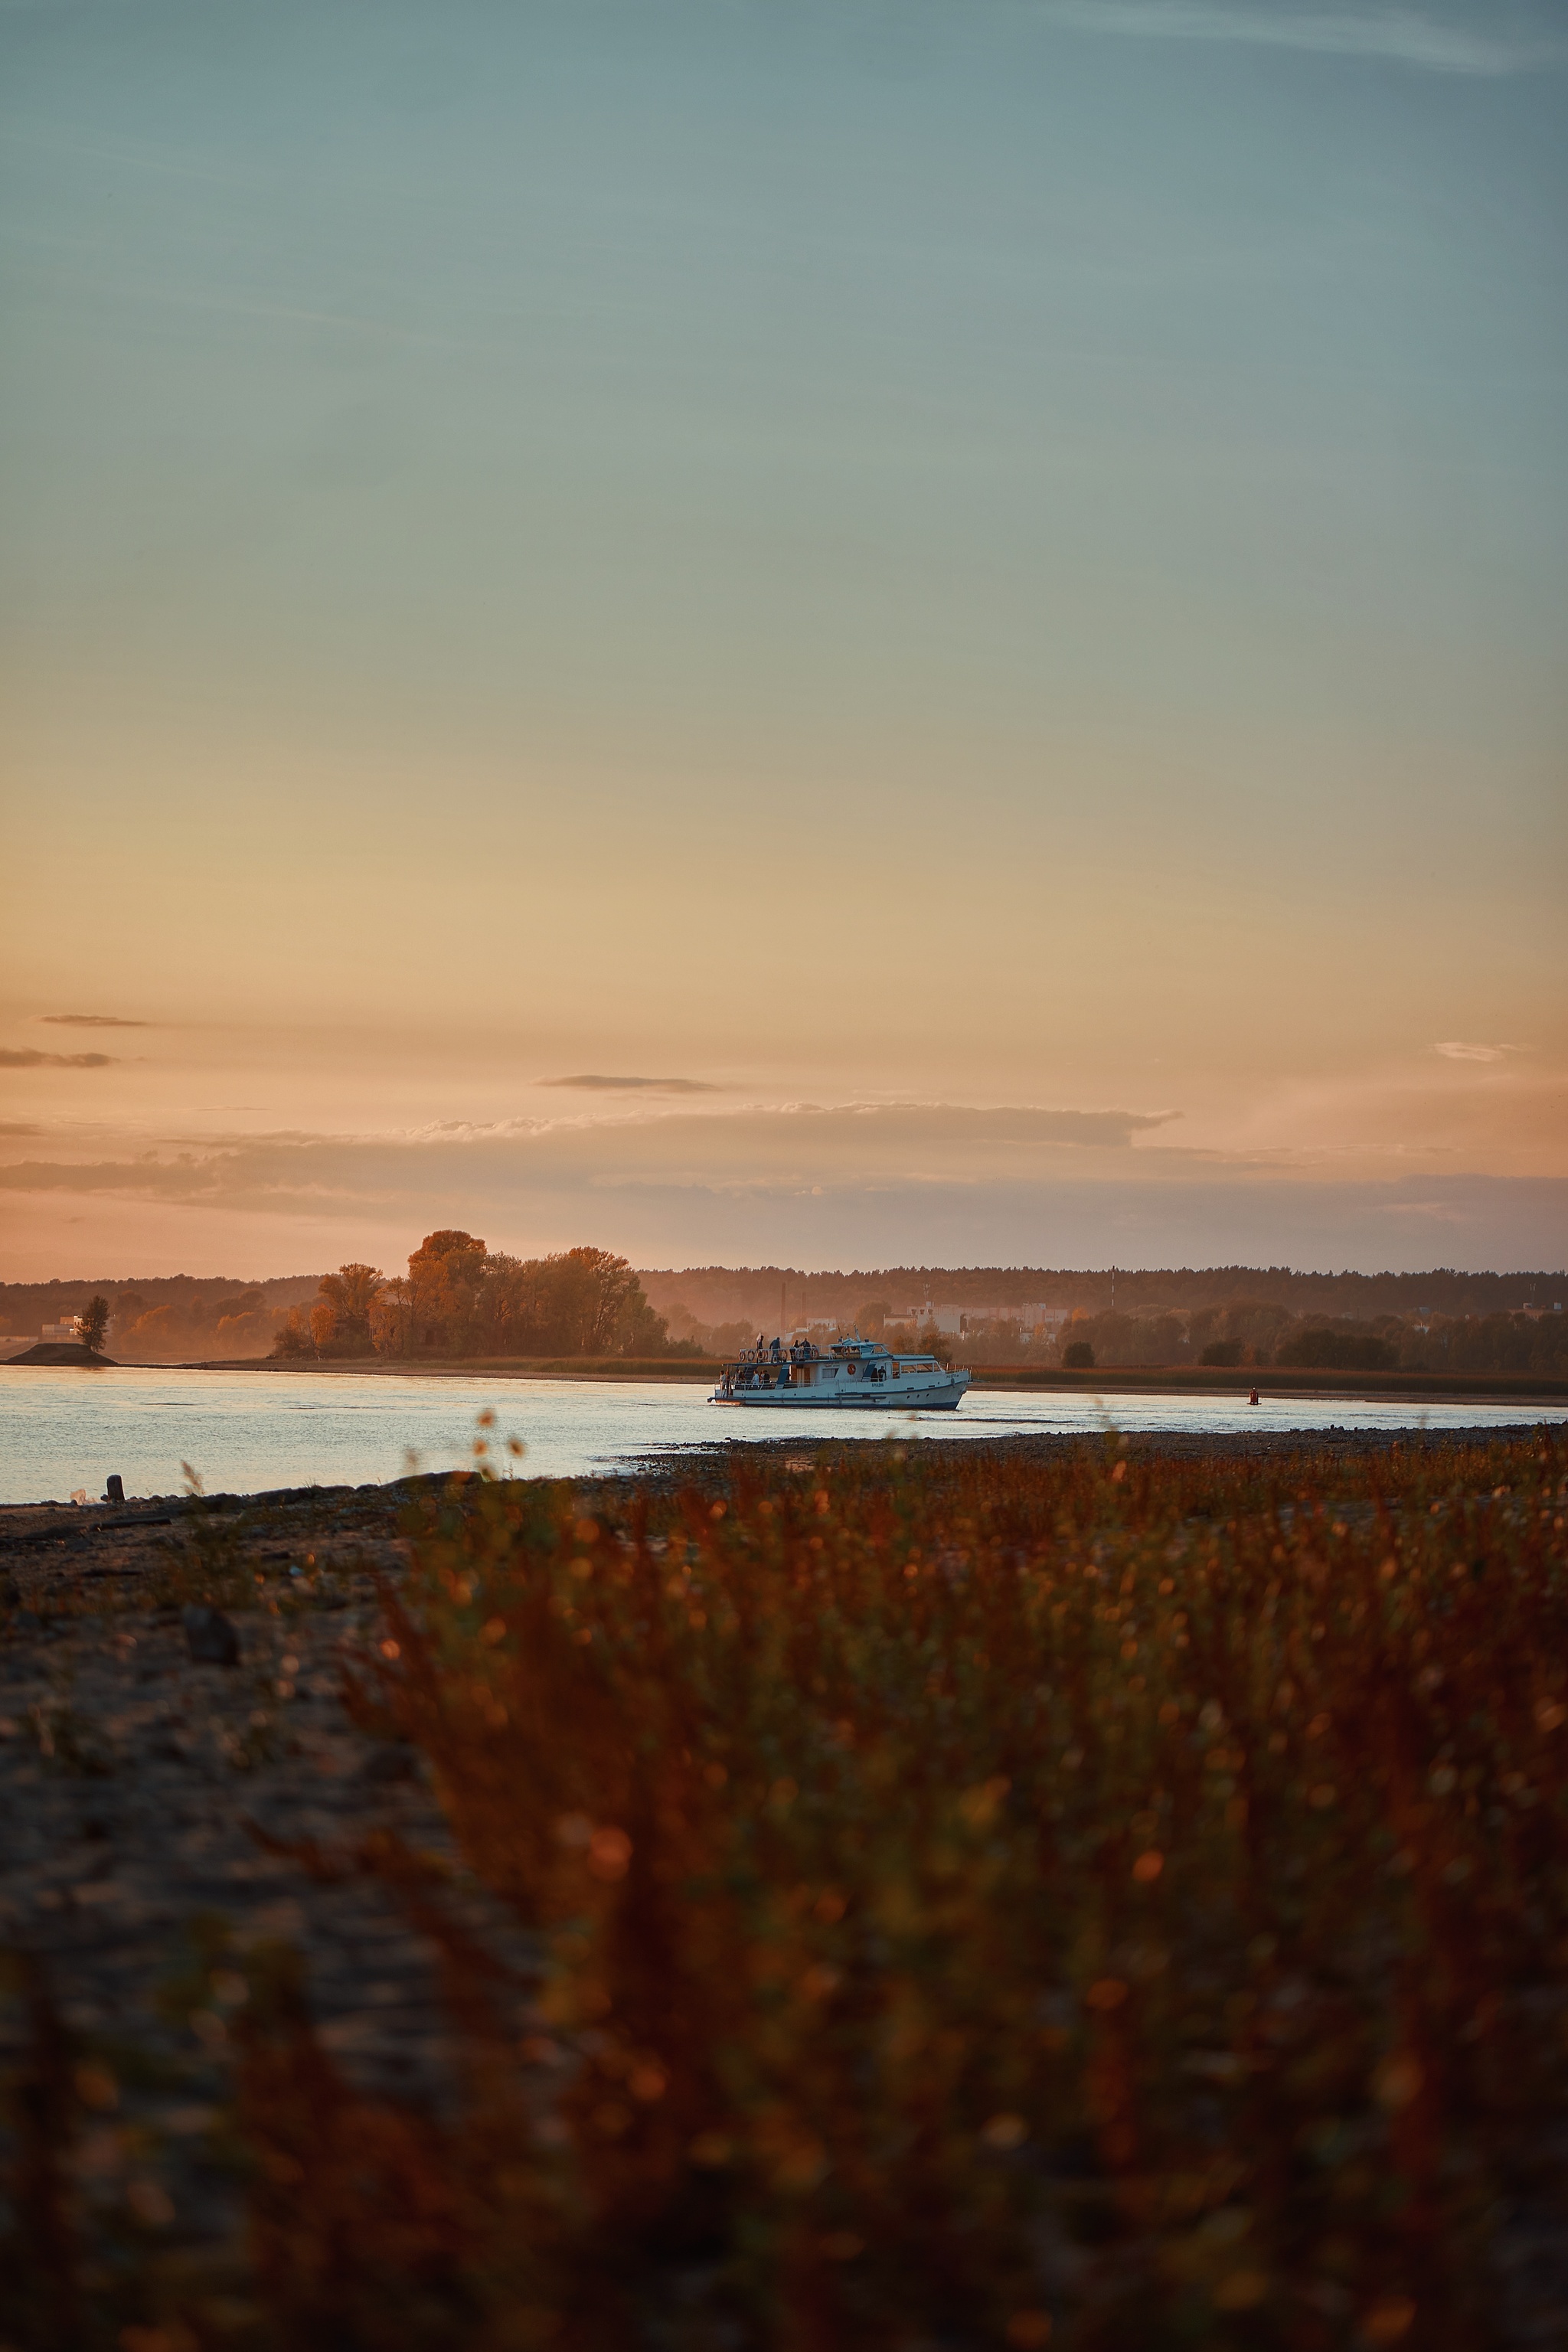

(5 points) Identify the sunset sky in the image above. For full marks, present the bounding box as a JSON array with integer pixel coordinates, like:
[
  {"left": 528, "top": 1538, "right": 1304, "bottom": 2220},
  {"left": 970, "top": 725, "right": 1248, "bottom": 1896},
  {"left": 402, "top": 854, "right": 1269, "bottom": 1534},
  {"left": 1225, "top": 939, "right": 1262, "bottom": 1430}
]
[{"left": 2, "top": 0, "right": 1564, "bottom": 1281}]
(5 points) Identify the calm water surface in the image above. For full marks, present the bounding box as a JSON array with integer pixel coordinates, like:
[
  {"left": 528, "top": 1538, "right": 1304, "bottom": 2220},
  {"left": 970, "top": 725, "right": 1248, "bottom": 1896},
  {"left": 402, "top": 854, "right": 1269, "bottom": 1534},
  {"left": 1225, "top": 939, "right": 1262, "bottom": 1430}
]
[{"left": 1, "top": 1367, "right": 1561, "bottom": 1504}]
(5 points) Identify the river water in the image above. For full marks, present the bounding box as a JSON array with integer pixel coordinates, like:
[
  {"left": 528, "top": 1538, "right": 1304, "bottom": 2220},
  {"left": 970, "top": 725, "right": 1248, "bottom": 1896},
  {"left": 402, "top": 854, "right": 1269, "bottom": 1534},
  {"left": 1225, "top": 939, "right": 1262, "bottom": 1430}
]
[{"left": 0, "top": 1366, "right": 1560, "bottom": 1505}]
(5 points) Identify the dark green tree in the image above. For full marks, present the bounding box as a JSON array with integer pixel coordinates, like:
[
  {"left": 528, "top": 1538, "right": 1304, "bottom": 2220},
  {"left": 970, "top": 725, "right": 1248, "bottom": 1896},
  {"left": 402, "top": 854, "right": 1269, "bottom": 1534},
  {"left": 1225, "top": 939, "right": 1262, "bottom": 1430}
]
[
  {"left": 1276, "top": 1327, "right": 1396, "bottom": 1372},
  {"left": 77, "top": 1295, "right": 110, "bottom": 1354}
]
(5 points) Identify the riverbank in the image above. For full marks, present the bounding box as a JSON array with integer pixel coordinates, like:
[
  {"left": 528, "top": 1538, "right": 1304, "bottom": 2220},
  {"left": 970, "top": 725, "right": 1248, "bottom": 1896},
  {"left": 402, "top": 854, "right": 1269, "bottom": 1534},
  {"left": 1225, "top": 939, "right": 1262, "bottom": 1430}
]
[
  {"left": 1, "top": 1417, "right": 1553, "bottom": 1533},
  {"left": 628, "top": 1416, "right": 1565, "bottom": 1485},
  {"left": 96, "top": 1353, "right": 1568, "bottom": 1408},
  {"left": 965, "top": 1360, "right": 1568, "bottom": 1405},
  {"left": 0, "top": 1341, "right": 116, "bottom": 1368},
  {"left": 163, "top": 1353, "right": 714, "bottom": 1382}
]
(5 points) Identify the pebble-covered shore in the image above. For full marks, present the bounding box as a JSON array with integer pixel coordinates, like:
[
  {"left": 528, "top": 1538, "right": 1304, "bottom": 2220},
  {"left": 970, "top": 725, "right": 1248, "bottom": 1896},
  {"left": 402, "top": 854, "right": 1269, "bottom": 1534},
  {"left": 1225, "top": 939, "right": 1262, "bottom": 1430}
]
[{"left": 0, "top": 1478, "right": 534, "bottom": 2295}]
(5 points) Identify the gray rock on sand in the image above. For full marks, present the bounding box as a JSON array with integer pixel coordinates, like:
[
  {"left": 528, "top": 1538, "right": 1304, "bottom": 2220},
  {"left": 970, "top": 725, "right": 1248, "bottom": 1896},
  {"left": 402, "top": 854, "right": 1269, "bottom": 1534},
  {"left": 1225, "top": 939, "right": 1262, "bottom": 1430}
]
[{"left": 183, "top": 1605, "right": 240, "bottom": 1665}]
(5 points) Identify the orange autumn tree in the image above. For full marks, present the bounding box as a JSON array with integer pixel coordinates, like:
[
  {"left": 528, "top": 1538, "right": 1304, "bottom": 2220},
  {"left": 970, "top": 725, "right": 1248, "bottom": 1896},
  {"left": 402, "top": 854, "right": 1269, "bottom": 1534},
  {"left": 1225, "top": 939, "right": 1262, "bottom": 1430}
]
[
  {"left": 557, "top": 1244, "right": 665, "bottom": 1355},
  {"left": 407, "top": 1230, "right": 489, "bottom": 1355}
]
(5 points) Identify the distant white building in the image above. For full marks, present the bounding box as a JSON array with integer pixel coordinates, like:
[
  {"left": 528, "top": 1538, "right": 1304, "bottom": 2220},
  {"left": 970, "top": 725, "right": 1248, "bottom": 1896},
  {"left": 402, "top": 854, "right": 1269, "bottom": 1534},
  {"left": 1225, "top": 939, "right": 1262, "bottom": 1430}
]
[
  {"left": 41, "top": 1321, "right": 80, "bottom": 1343},
  {"left": 914, "top": 1303, "right": 1072, "bottom": 1338}
]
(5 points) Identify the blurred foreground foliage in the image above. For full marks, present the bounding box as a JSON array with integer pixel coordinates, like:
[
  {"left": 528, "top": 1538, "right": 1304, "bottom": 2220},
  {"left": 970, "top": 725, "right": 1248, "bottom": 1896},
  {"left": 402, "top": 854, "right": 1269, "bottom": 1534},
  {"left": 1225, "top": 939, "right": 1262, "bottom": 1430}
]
[{"left": 5, "top": 1431, "right": 1567, "bottom": 2350}]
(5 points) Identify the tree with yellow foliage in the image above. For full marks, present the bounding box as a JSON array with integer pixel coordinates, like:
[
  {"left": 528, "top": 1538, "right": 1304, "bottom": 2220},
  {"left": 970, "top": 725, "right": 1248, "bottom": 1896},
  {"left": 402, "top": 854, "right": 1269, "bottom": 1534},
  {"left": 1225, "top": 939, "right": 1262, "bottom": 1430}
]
[{"left": 315, "top": 1263, "right": 385, "bottom": 1354}]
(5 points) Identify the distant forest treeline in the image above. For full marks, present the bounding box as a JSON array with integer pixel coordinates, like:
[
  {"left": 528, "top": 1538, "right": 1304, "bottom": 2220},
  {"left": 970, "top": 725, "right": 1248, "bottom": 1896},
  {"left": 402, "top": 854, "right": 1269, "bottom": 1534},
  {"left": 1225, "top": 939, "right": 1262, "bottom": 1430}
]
[
  {"left": 641, "top": 1265, "right": 1567, "bottom": 1377},
  {"left": 2, "top": 1259, "right": 1563, "bottom": 1369},
  {"left": 638, "top": 1263, "right": 1566, "bottom": 1328},
  {"left": 1016, "top": 1301, "right": 1568, "bottom": 1377}
]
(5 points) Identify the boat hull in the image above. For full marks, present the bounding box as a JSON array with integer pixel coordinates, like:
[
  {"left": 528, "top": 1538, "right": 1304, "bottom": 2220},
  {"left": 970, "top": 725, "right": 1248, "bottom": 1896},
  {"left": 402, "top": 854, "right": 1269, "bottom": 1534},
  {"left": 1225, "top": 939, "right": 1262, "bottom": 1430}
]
[{"left": 711, "top": 1380, "right": 971, "bottom": 1411}]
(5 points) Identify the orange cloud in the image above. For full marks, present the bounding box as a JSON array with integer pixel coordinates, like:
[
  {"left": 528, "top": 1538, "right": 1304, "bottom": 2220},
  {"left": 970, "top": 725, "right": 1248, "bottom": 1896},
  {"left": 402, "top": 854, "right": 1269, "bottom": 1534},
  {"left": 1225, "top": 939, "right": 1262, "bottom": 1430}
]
[{"left": 1, "top": 1049, "right": 116, "bottom": 1070}]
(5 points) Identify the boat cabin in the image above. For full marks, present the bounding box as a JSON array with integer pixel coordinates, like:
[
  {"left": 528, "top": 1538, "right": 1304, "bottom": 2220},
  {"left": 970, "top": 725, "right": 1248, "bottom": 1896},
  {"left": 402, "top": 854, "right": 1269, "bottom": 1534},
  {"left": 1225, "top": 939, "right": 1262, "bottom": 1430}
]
[{"left": 717, "top": 1333, "right": 943, "bottom": 1395}]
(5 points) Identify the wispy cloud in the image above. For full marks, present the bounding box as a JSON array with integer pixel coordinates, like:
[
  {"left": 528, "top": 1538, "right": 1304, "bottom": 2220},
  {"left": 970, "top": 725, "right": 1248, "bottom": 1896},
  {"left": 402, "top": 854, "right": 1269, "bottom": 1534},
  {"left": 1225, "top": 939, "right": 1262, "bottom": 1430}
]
[
  {"left": 40, "top": 1012, "right": 149, "bottom": 1029},
  {"left": 540, "top": 1074, "right": 726, "bottom": 1095},
  {"left": 1434, "top": 1040, "right": 1524, "bottom": 1063},
  {"left": 1037, "top": 2, "right": 1563, "bottom": 76},
  {"left": 0, "top": 1049, "right": 115, "bottom": 1070},
  {"left": 1, "top": 1124, "right": 1561, "bottom": 1274},
  {"left": 0, "top": 1102, "right": 1180, "bottom": 1214}
]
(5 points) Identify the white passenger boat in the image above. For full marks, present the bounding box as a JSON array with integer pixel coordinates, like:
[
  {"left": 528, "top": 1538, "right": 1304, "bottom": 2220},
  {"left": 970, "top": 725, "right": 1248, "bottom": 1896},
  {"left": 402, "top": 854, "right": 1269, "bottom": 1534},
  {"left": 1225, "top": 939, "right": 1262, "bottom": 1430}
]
[{"left": 710, "top": 1333, "right": 972, "bottom": 1411}]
